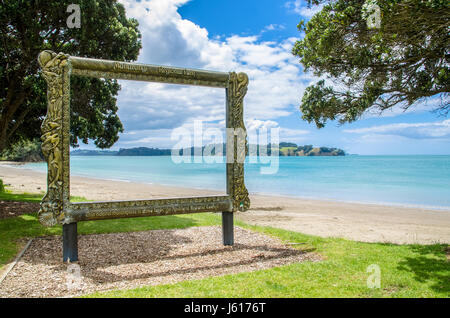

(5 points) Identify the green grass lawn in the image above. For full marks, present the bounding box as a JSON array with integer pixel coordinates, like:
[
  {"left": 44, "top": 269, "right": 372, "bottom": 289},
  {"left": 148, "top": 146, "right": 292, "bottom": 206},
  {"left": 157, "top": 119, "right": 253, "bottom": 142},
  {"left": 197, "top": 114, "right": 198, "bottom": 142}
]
[
  {"left": 0, "top": 190, "right": 87, "bottom": 203},
  {"left": 0, "top": 191, "right": 44, "bottom": 203},
  {"left": 0, "top": 190, "right": 448, "bottom": 298}
]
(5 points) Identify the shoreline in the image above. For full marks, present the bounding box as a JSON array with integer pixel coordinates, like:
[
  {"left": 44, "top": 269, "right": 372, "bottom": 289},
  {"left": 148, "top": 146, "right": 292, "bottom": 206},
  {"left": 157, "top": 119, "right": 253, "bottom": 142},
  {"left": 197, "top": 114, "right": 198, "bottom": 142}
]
[
  {"left": 246, "top": 191, "right": 450, "bottom": 212},
  {"left": 4, "top": 161, "right": 450, "bottom": 212},
  {"left": 0, "top": 163, "right": 449, "bottom": 244}
]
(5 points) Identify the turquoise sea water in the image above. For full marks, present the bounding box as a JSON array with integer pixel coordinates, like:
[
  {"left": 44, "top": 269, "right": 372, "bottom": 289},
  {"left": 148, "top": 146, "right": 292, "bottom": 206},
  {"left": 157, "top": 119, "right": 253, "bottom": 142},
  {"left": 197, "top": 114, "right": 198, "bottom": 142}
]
[{"left": 23, "top": 155, "right": 450, "bottom": 209}]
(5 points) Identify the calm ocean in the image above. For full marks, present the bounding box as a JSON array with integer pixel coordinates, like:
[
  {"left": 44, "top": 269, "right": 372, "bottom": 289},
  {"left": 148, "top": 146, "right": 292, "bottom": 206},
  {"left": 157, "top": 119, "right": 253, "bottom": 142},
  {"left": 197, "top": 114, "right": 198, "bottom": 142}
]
[{"left": 23, "top": 155, "right": 450, "bottom": 210}]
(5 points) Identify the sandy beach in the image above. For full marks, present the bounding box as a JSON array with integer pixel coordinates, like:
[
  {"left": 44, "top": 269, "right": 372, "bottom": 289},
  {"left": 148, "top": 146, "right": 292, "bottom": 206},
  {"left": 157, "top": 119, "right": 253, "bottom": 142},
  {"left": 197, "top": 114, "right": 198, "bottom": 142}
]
[{"left": 1, "top": 163, "right": 449, "bottom": 245}]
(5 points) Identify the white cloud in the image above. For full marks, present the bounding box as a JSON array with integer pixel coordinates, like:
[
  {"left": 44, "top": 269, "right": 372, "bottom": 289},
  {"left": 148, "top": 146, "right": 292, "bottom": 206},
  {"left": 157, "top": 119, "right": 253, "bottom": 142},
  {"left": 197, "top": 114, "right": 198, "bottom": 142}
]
[
  {"left": 344, "top": 119, "right": 450, "bottom": 139},
  {"left": 285, "top": 0, "right": 324, "bottom": 18},
  {"left": 262, "top": 24, "right": 286, "bottom": 33},
  {"left": 120, "top": 0, "right": 234, "bottom": 69},
  {"left": 111, "top": 0, "right": 312, "bottom": 148},
  {"left": 247, "top": 119, "right": 280, "bottom": 132},
  {"left": 361, "top": 97, "right": 446, "bottom": 119},
  {"left": 246, "top": 119, "right": 310, "bottom": 146}
]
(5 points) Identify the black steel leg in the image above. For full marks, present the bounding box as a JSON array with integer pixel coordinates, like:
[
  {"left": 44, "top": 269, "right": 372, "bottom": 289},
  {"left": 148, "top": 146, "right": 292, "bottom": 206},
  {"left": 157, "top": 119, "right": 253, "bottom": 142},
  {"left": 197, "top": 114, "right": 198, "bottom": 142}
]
[
  {"left": 63, "top": 223, "right": 78, "bottom": 262},
  {"left": 222, "top": 212, "right": 234, "bottom": 246}
]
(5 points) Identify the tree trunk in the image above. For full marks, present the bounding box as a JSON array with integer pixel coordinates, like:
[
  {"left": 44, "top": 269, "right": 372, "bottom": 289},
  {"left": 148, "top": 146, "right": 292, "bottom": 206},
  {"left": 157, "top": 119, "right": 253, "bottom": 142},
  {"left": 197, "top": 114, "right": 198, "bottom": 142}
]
[{"left": 0, "top": 90, "right": 29, "bottom": 152}]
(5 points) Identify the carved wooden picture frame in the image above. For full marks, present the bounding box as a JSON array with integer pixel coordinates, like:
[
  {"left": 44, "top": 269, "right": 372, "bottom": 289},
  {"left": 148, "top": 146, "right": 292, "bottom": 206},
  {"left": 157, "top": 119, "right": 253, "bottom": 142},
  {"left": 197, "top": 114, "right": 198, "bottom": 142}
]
[{"left": 37, "top": 51, "right": 250, "bottom": 228}]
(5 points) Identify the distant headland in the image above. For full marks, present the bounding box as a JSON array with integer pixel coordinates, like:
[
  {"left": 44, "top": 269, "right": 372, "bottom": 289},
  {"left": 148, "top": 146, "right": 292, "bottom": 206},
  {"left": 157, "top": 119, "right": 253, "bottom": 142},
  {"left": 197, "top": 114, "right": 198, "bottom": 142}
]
[
  {"left": 71, "top": 142, "right": 345, "bottom": 157},
  {"left": 278, "top": 143, "right": 345, "bottom": 156}
]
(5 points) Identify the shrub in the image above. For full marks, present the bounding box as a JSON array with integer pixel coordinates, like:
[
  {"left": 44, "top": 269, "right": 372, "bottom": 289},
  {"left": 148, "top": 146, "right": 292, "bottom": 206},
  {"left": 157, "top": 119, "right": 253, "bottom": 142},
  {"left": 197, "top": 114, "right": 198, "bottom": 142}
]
[{"left": 0, "top": 139, "right": 44, "bottom": 162}]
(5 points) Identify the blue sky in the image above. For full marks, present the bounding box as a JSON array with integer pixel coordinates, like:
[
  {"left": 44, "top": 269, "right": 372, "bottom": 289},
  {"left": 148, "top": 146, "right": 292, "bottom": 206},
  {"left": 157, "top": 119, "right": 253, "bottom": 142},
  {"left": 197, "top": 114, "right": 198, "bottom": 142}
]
[{"left": 82, "top": 0, "right": 449, "bottom": 155}]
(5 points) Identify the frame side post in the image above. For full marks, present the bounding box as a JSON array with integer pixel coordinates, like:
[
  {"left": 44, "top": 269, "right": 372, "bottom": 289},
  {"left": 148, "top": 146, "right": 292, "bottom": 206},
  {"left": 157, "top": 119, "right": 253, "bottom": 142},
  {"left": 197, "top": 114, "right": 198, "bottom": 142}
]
[
  {"left": 224, "top": 81, "right": 234, "bottom": 246},
  {"left": 37, "top": 51, "right": 71, "bottom": 227},
  {"left": 227, "top": 72, "right": 250, "bottom": 212},
  {"left": 222, "top": 212, "right": 234, "bottom": 245},
  {"left": 63, "top": 223, "right": 78, "bottom": 262}
]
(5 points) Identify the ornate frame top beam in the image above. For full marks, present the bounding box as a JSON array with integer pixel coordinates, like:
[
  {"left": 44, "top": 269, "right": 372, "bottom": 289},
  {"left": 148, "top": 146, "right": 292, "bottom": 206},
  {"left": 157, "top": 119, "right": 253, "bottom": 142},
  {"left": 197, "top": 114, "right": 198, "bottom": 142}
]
[{"left": 69, "top": 55, "right": 230, "bottom": 88}]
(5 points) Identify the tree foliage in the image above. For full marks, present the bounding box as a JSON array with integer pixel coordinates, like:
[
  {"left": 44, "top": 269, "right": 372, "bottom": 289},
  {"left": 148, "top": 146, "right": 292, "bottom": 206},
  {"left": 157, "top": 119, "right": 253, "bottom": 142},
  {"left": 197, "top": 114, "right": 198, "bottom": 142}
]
[
  {"left": 0, "top": 138, "right": 43, "bottom": 162},
  {"left": 0, "top": 0, "right": 141, "bottom": 151},
  {"left": 292, "top": 0, "right": 449, "bottom": 128}
]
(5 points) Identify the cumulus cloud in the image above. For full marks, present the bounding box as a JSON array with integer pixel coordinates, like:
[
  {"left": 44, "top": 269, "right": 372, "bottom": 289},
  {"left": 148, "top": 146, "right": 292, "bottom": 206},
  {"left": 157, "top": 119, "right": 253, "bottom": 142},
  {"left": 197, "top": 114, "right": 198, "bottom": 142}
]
[
  {"left": 110, "top": 0, "right": 312, "bottom": 148},
  {"left": 262, "top": 24, "right": 286, "bottom": 33},
  {"left": 360, "top": 96, "right": 446, "bottom": 120},
  {"left": 117, "top": 81, "right": 226, "bottom": 130},
  {"left": 246, "top": 119, "right": 309, "bottom": 146},
  {"left": 344, "top": 119, "right": 450, "bottom": 139},
  {"left": 285, "top": 0, "right": 324, "bottom": 18}
]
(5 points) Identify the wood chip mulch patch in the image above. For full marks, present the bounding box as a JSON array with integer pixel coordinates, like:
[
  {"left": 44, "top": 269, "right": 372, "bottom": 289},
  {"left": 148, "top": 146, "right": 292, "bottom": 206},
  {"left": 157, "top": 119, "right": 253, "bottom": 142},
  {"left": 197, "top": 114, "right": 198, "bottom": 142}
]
[
  {"left": 0, "top": 201, "right": 39, "bottom": 219},
  {"left": 0, "top": 226, "right": 319, "bottom": 298}
]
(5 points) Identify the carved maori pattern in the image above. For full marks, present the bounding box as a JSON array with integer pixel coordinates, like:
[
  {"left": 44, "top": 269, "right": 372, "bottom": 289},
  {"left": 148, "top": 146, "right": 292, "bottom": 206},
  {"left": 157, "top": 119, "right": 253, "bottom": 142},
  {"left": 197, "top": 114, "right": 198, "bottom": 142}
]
[
  {"left": 66, "top": 196, "right": 232, "bottom": 222},
  {"left": 69, "top": 58, "right": 229, "bottom": 88},
  {"left": 229, "top": 72, "right": 250, "bottom": 212},
  {"left": 38, "top": 51, "right": 70, "bottom": 226},
  {"left": 71, "top": 69, "right": 227, "bottom": 88}
]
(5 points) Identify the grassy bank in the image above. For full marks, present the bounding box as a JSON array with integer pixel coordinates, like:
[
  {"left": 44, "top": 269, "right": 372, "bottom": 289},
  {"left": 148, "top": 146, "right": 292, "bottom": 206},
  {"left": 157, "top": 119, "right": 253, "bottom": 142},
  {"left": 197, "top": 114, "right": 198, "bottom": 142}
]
[{"left": 0, "top": 190, "right": 448, "bottom": 298}]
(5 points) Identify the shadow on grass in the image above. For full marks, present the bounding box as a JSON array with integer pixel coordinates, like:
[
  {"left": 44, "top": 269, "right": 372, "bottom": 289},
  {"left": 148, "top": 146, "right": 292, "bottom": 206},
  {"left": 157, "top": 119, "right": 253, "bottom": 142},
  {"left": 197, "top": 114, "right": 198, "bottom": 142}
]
[
  {"left": 0, "top": 192, "right": 43, "bottom": 203},
  {"left": 397, "top": 244, "right": 449, "bottom": 293},
  {"left": 0, "top": 191, "right": 88, "bottom": 204},
  {"left": 0, "top": 213, "right": 59, "bottom": 266},
  {"left": 0, "top": 212, "right": 59, "bottom": 239},
  {"left": 78, "top": 214, "right": 218, "bottom": 235}
]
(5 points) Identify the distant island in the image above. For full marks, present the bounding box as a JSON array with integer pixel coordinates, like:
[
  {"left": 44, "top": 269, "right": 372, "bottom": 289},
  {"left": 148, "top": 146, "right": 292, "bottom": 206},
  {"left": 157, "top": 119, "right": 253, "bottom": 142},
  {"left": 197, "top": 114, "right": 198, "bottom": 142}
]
[
  {"left": 72, "top": 143, "right": 345, "bottom": 157},
  {"left": 278, "top": 142, "right": 345, "bottom": 156}
]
